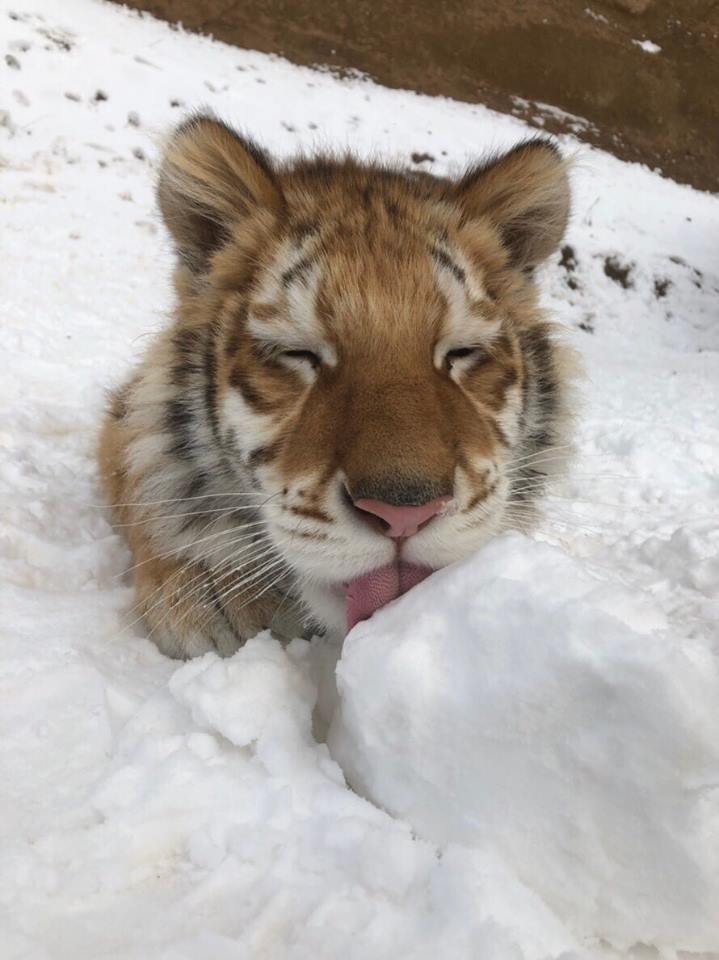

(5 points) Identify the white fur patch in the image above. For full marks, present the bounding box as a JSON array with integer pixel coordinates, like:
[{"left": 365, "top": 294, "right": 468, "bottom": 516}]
[
  {"left": 126, "top": 431, "right": 170, "bottom": 475},
  {"left": 495, "top": 382, "right": 523, "bottom": 447},
  {"left": 220, "top": 389, "right": 279, "bottom": 452}
]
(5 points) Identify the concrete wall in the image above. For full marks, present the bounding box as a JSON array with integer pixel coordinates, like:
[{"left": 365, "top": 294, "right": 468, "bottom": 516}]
[{"left": 116, "top": 0, "right": 718, "bottom": 191}]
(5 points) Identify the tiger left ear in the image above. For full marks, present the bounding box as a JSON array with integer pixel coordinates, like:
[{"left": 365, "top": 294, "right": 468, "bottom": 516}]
[
  {"left": 157, "top": 113, "right": 283, "bottom": 277},
  {"left": 454, "top": 139, "right": 570, "bottom": 270}
]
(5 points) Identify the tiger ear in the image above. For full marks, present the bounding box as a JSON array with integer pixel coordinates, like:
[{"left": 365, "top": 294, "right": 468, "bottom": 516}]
[
  {"left": 157, "top": 113, "right": 283, "bottom": 276},
  {"left": 454, "top": 139, "right": 570, "bottom": 270}
]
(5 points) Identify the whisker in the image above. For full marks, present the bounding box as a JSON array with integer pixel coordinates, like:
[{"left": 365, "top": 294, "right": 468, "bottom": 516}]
[
  {"left": 505, "top": 444, "right": 576, "bottom": 468},
  {"left": 123, "top": 539, "right": 278, "bottom": 642},
  {"left": 93, "top": 491, "right": 272, "bottom": 509},
  {"left": 114, "top": 508, "right": 232, "bottom": 590},
  {"left": 166, "top": 543, "right": 282, "bottom": 620},
  {"left": 211, "top": 556, "right": 287, "bottom": 609},
  {"left": 118, "top": 532, "right": 274, "bottom": 632},
  {"left": 117, "top": 519, "right": 268, "bottom": 578},
  {"left": 183, "top": 557, "right": 288, "bottom": 641},
  {"left": 241, "top": 571, "right": 293, "bottom": 610},
  {"left": 498, "top": 500, "right": 610, "bottom": 537},
  {"left": 113, "top": 504, "right": 266, "bottom": 528}
]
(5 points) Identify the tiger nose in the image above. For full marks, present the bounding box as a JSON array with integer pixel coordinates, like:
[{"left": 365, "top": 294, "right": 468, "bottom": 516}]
[{"left": 353, "top": 496, "right": 451, "bottom": 539}]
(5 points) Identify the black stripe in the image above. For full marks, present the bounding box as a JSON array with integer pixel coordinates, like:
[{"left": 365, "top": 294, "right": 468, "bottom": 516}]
[
  {"left": 384, "top": 199, "right": 402, "bottom": 224},
  {"left": 203, "top": 321, "right": 222, "bottom": 447},
  {"left": 230, "top": 367, "right": 272, "bottom": 413},
  {"left": 431, "top": 247, "right": 466, "bottom": 284},
  {"left": 247, "top": 441, "right": 281, "bottom": 468},
  {"left": 170, "top": 328, "right": 204, "bottom": 388},
  {"left": 281, "top": 256, "right": 315, "bottom": 288},
  {"left": 291, "top": 220, "right": 318, "bottom": 244},
  {"left": 512, "top": 325, "right": 561, "bottom": 504},
  {"left": 165, "top": 397, "right": 196, "bottom": 461},
  {"left": 224, "top": 304, "right": 247, "bottom": 359},
  {"left": 183, "top": 470, "right": 208, "bottom": 499},
  {"left": 522, "top": 327, "right": 558, "bottom": 420},
  {"left": 172, "top": 328, "right": 204, "bottom": 359},
  {"left": 165, "top": 397, "right": 194, "bottom": 433}
]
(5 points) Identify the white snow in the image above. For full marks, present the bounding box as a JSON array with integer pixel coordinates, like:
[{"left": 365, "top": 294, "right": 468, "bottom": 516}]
[
  {"left": 329, "top": 535, "right": 719, "bottom": 952},
  {"left": 1, "top": 1, "right": 718, "bottom": 958},
  {"left": 632, "top": 39, "right": 662, "bottom": 54}
]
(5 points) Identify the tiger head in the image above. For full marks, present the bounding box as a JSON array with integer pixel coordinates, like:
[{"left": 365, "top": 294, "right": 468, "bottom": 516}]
[{"left": 157, "top": 115, "right": 574, "bottom": 635}]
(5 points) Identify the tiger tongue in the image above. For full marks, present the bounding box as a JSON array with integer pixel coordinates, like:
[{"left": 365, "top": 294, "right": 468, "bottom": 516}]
[{"left": 346, "top": 562, "right": 433, "bottom": 632}]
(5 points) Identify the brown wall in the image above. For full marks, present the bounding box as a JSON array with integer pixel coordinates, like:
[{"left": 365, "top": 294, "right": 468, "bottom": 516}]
[{"left": 117, "top": 0, "right": 718, "bottom": 192}]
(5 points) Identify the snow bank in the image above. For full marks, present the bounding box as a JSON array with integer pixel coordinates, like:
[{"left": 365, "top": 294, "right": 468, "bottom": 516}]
[
  {"left": 2, "top": 0, "right": 719, "bottom": 956},
  {"left": 330, "top": 534, "right": 719, "bottom": 952}
]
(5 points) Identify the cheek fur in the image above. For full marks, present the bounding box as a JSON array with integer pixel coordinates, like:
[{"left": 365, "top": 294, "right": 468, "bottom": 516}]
[{"left": 219, "top": 388, "right": 282, "bottom": 463}]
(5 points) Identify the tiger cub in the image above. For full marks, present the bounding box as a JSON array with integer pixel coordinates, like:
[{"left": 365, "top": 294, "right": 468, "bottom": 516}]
[{"left": 99, "top": 114, "right": 575, "bottom": 658}]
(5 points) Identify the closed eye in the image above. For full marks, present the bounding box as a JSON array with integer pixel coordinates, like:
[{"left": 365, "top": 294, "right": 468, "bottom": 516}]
[
  {"left": 252, "top": 339, "right": 328, "bottom": 382},
  {"left": 280, "top": 349, "right": 321, "bottom": 370},
  {"left": 444, "top": 346, "right": 485, "bottom": 370}
]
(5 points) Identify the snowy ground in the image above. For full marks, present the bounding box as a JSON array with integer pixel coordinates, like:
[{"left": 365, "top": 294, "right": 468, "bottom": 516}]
[{"left": 1, "top": 1, "right": 718, "bottom": 958}]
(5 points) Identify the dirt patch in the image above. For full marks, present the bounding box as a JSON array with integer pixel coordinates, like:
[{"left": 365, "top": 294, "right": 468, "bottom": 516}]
[
  {"left": 112, "top": 0, "right": 719, "bottom": 193},
  {"left": 559, "top": 244, "right": 580, "bottom": 290},
  {"left": 654, "top": 277, "right": 672, "bottom": 298},
  {"left": 604, "top": 256, "right": 635, "bottom": 288}
]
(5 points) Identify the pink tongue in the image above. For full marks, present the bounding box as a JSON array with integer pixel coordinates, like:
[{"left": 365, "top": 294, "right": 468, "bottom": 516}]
[{"left": 346, "top": 562, "right": 433, "bottom": 631}]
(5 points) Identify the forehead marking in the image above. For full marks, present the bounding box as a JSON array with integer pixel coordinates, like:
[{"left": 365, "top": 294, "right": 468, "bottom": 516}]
[
  {"left": 281, "top": 255, "right": 316, "bottom": 288},
  {"left": 432, "top": 239, "right": 489, "bottom": 304},
  {"left": 431, "top": 246, "right": 466, "bottom": 285}
]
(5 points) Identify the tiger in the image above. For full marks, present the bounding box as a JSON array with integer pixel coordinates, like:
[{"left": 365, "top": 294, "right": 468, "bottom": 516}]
[{"left": 98, "top": 113, "right": 575, "bottom": 659}]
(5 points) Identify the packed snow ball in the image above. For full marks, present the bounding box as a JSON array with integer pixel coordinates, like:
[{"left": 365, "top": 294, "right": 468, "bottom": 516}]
[{"left": 329, "top": 534, "right": 719, "bottom": 953}]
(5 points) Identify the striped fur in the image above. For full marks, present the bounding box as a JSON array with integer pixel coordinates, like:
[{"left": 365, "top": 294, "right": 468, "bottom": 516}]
[{"left": 99, "top": 114, "right": 576, "bottom": 657}]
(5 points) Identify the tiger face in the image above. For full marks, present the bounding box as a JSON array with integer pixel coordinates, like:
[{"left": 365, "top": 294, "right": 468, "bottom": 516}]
[{"left": 101, "top": 115, "right": 574, "bottom": 657}]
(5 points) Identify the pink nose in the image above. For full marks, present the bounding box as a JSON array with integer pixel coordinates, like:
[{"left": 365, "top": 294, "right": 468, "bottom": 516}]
[{"left": 354, "top": 496, "right": 451, "bottom": 539}]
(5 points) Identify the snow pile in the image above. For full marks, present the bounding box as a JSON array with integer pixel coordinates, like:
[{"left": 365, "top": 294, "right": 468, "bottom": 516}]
[
  {"left": 2, "top": 0, "right": 719, "bottom": 957},
  {"left": 330, "top": 533, "right": 719, "bottom": 952}
]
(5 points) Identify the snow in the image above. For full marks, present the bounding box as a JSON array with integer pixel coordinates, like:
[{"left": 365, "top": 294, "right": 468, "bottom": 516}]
[
  {"left": 1, "top": 1, "right": 718, "bottom": 958},
  {"left": 632, "top": 39, "right": 662, "bottom": 54},
  {"left": 330, "top": 535, "right": 719, "bottom": 952}
]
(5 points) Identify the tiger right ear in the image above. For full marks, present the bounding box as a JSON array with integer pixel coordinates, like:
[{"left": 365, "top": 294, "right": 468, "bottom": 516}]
[
  {"left": 157, "top": 113, "right": 283, "bottom": 276},
  {"left": 454, "top": 139, "right": 570, "bottom": 270}
]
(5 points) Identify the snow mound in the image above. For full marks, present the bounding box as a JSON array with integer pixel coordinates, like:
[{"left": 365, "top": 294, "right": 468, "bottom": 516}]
[
  {"left": 329, "top": 533, "right": 719, "bottom": 953},
  {"left": 2, "top": 0, "right": 719, "bottom": 955}
]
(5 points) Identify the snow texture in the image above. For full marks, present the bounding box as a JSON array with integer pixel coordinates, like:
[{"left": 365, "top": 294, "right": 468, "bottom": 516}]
[{"left": 1, "top": 1, "right": 718, "bottom": 958}]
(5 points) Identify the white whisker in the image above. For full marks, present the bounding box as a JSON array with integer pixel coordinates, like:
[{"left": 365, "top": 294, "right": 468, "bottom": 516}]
[
  {"left": 114, "top": 504, "right": 266, "bottom": 528},
  {"left": 94, "top": 491, "right": 272, "bottom": 509},
  {"left": 187, "top": 557, "right": 289, "bottom": 640},
  {"left": 117, "top": 519, "right": 268, "bottom": 578},
  {"left": 118, "top": 532, "right": 274, "bottom": 634}
]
